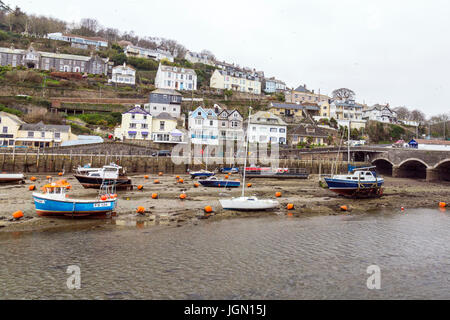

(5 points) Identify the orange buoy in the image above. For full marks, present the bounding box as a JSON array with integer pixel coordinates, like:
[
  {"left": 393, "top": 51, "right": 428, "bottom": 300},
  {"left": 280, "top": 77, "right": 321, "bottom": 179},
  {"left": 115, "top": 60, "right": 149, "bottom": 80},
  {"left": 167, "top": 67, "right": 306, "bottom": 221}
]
[
  {"left": 439, "top": 202, "right": 447, "bottom": 208},
  {"left": 12, "top": 210, "right": 23, "bottom": 220},
  {"left": 101, "top": 195, "right": 107, "bottom": 201},
  {"left": 136, "top": 206, "right": 145, "bottom": 214},
  {"left": 247, "top": 183, "right": 252, "bottom": 188},
  {"left": 144, "top": 175, "right": 149, "bottom": 179},
  {"left": 112, "top": 194, "right": 117, "bottom": 198},
  {"left": 275, "top": 192, "right": 282, "bottom": 197},
  {"left": 204, "top": 205, "right": 213, "bottom": 213},
  {"left": 224, "top": 175, "right": 229, "bottom": 179},
  {"left": 194, "top": 183, "right": 200, "bottom": 188},
  {"left": 179, "top": 193, "right": 187, "bottom": 200},
  {"left": 176, "top": 175, "right": 180, "bottom": 179},
  {"left": 151, "top": 193, "right": 158, "bottom": 199},
  {"left": 46, "top": 176, "right": 51, "bottom": 180},
  {"left": 158, "top": 172, "right": 163, "bottom": 176},
  {"left": 58, "top": 172, "right": 63, "bottom": 176},
  {"left": 137, "top": 185, "right": 144, "bottom": 190},
  {"left": 340, "top": 205, "right": 348, "bottom": 211},
  {"left": 154, "top": 179, "right": 160, "bottom": 184},
  {"left": 29, "top": 185, "right": 35, "bottom": 191},
  {"left": 287, "top": 203, "right": 294, "bottom": 210},
  {"left": 66, "top": 185, "right": 71, "bottom": 190},
  {"left": 30, "top": 176, "right": 36, "bottom": 181},
  {"left": 178, "top": 178, "right": 184, "bottom": 183}
]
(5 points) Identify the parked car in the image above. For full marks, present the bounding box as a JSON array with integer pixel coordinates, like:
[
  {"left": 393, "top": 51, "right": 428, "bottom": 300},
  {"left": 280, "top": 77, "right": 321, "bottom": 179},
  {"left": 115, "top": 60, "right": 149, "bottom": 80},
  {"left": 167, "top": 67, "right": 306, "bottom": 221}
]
[{"left": 152, "top": 150, "right": 171, "bottom": 157}]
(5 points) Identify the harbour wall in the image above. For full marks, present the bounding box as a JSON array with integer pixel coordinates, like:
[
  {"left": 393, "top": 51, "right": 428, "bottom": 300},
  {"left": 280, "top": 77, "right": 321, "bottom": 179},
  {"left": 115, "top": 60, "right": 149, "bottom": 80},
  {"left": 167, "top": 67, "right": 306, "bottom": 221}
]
[{"left": 0, "top": 152, "right": 366, "bottom": 175}]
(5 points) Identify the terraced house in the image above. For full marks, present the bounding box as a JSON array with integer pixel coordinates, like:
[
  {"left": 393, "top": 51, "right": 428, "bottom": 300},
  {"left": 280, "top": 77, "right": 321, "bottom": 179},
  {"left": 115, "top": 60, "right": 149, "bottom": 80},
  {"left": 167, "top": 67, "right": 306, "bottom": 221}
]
[
  {"left": 188, "top": 107, "right": 219, "bottom": 145},
  {"left": 0, "top": 45, "right": 108, "bottom": 75},
  {"left": 114, "top": 106, "right": 152, "bottom": 141},
  {"left": 217, "top": 109, "right": 244, "bottom": 142},
  {"left": 155, "top": 64, "right": 197, "bottom": 91},
  {"left": 248, "top": 111, "right": 287, "bottom": 145},
  {"left": 210, "top": 69, "right": 261, "bottom": 94}
]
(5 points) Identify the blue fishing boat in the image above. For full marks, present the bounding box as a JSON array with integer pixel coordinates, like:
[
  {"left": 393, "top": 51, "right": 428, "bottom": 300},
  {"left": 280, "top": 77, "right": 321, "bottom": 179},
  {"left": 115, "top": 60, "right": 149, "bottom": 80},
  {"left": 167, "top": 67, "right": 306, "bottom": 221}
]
[
  {"left": 32, "top": 180, "right": 117, "bottom": 217},
  {"left": 198, "top": 176, "right": 241, "bottom": 188},
  {"left": 324, "top": 166, "right": 384, "bottom": 197},
  {"left": 189, "top": 169, "right": 215, "bottom": 179}
]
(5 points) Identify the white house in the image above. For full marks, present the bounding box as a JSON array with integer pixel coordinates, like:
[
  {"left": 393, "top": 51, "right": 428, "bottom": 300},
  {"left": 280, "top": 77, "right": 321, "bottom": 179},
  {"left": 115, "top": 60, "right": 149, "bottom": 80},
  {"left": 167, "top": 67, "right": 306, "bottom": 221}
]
[
  {"left": 155, "top": 64, "right": 197, "bottom": 91},
  {"left": 123, "top": 44, "right": 174, "bottom": 62},
  {"left": 114, "top": 106, "right": 152, "bottom": 141},
  {"left": 188, "top": 106, "right": 219, "bottom": 145},
  {"left": 329, "top": 99, "right": 367, "bottom": 130},
  {"left": 362, "top": 104, "right": 397, "bottom": 123},
  {"left": 46, "top": 32, "right": 108, "bottom": 48},
  {"left": 109, "top": 63, "right": 136, "bottom": 85},
  {"left": 248, "top": 111, "right": 287, "bottom": 144}
]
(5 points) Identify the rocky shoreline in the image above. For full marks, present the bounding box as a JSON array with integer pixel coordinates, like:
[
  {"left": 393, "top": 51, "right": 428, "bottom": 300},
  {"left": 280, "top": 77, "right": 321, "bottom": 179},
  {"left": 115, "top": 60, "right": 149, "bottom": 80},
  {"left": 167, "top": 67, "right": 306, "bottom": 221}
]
[{"left": 0, "top": 174, "right": 449, "bottom": 233}]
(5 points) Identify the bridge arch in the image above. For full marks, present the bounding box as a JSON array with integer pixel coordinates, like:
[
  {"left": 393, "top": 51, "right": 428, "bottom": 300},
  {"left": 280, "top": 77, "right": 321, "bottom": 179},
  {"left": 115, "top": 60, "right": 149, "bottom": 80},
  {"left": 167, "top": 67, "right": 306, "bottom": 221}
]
[
  {"left": 433, "top": 159, "right": 450, "bottom": 181},
  {"left": 372, "top": 158, "right": 394, "bottom": 176},
  {"left": 396, "top": 158, "right": 429, "bottom": 179}
]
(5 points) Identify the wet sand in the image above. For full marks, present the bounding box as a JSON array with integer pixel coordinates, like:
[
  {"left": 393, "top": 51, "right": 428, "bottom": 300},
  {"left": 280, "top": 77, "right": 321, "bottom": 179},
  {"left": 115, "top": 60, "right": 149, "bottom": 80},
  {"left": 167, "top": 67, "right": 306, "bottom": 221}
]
[{"left": 0, "top": 173, "right": 449, "bottom": 232}]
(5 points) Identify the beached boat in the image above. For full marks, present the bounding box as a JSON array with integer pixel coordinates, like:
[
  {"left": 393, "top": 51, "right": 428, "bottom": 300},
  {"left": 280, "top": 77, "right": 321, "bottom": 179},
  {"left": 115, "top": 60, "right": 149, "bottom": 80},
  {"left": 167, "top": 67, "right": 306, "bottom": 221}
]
[
  {"left": 74, "top": 164, "right": 132, "bottom": 190},
  {"left": 219, "top": 107, "right": 279, "bottom": 211},
  {"left": 0, "top": 173, "right": 25, "bottom": 183},
  {"left": 32, "top": 180, "right": 117, "bottom": 217},
  {"left": 198, "top": 176, "right": 240, "bottom": 188},
  {"left": 324, "top": 166, "right": 384, "bottom": 197},
  {"left": 219, "top": 167, "right": 239, "bottom": 174},
  {"left": 190, "top": 169, "right": 215, "bottom": 179}
]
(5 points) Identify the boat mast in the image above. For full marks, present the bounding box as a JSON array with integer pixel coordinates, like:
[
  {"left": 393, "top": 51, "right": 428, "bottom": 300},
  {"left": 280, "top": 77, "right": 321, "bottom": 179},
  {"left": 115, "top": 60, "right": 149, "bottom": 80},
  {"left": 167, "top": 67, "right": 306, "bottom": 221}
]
[
  {"left": 347, "top": 119, "right": 351, "bottom": 167},
  {"left": 241, "top": 107, "right": 252, "bottom": 197}
]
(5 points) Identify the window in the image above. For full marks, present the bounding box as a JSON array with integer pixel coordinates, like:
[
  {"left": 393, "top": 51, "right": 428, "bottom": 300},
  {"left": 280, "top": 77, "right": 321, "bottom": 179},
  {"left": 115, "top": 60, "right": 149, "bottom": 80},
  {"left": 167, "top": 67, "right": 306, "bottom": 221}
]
[
  {"left": 279, "top": 137, "right": 286, "bottom": 143},
  {"left": 279, "top": 128, "right": 285, "bottom": 133},
  {"left": 160, "top": 121, "right": 165, "bottom": 131},
  {"left": 41, "top": 131, "right": 45, "bottom": 138},
  {"left": 270, "top": 128, "right": 277, "bottom": 132},
  {"left": 222, "top": 121, "right": 226, "bottom": 127},
  {"left": 141, "top": 124, "right": 148, "bottom": 129},
  {"left": 2, "top": 126, "right": 7, "bottom": 133},
  {"left": 129, "top": 123, "right": 137, "bottom": 128},
  {"left": 209, "top": 120, "right": 213, "bottom": 126},
  {"left": 28, "top": 131, "right": 34, "bottom": 137},
  {"left": 270, "top": 137, "right": 277, "bottom": 142},
  {"left": 144, "top": 115, "right": 147, "bottom": 120},
  {"left": 55, "top": 132, "right": 60, "bottom": 139},
  {"left": 131, "top": 114, "right": 135, "bottom": 119}
]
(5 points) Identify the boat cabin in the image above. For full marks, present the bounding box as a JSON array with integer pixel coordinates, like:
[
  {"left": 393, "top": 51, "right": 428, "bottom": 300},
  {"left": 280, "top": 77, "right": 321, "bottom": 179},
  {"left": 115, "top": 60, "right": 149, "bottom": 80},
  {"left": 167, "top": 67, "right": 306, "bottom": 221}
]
[
  {"left": 338, "top": 170, "right": 378, "bottom": 181},
  {"left": 41, "top": 180, "right": 71, "bottom": 196}
]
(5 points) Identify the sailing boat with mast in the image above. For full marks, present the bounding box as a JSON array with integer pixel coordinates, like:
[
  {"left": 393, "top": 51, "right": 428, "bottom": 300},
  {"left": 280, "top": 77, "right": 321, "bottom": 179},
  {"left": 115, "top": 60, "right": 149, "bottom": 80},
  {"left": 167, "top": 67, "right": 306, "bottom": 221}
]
[
  {"left": 323, "top": 120, "right": 384, "bottom": 197},
  {"left": 219, "top": 107, "right": 279, "bottom": 210}
]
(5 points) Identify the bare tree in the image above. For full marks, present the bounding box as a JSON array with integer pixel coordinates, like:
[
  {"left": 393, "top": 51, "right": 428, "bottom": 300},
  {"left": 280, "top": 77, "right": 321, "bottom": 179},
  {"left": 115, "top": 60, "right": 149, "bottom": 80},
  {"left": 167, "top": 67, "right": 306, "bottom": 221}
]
[
  {"left": 332, "top": 88, "right": 355, "bottom": 100},
  {"left": 200, "top": 49, "right": 216, "bottom": 61},
  {"left": 410, "top": 109, "right": 426, "bottom": 122},
  {"left": 393, "top": 106, "right": 410, "bottom": 120}
]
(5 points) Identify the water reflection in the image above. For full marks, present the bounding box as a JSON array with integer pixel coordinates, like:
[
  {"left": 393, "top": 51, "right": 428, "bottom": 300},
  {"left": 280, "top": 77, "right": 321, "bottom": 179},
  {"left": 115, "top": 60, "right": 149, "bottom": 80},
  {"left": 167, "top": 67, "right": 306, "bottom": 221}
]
[{"left": 0, "top": 208, "right": 449, "bottom": 299}]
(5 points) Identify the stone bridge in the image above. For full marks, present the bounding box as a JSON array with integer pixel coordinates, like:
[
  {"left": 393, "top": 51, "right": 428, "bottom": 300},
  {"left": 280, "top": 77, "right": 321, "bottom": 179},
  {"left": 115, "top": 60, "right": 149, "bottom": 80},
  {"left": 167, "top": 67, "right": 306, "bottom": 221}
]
[{"left": 356, "top": 147, "right": 450, "bottom": 181}]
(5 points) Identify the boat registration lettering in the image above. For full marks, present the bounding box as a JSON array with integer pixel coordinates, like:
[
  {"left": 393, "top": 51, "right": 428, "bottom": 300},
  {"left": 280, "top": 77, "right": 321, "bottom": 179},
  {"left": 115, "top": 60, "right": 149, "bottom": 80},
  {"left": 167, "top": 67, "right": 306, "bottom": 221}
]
[
  {"left": 94, "top": 202, "right": 110, "bottom": 208},
  {"left": 35, "top": 199, "right": 45, "bottom": 204}
]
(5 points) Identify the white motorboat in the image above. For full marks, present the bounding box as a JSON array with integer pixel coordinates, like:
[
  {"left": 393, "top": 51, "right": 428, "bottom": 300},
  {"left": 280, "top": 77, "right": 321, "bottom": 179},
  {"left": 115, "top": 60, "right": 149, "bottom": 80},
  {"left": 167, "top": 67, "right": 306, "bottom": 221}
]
[
  {"left": 219, "top": 107, "right": 279, "bottom": 211},
  {"left": 0, "top": 173, "right": 25, "bottom": 183},
  {"left": 220, "top": 196, "right": 279, "bottom": 211}
]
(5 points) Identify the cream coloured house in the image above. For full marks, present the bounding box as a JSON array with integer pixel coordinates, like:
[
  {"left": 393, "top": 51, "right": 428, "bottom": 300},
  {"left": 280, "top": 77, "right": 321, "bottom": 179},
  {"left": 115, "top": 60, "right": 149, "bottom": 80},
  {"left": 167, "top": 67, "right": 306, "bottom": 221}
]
[
  {"left": 114, "top": 106, "right": 152, "bottom": 141},
  {"left": 15, "top": 122, "right": 77, "bottom": 148},
  {"left": 0, "top": 111, "right": 24, "bottom": 147},
  {"left": 109, "top": 63, "right": 136, "bottom": 85},
  {"left": 210, "top": 69, "right": 261, "bottom": 95},
  {"left": 151, "top": 112, "right": 185, "bottom": 143}
]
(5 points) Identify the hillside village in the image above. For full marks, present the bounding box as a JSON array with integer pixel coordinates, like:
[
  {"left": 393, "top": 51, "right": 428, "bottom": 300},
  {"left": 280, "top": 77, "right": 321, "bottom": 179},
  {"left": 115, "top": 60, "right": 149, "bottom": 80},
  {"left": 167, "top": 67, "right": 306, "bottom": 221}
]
[{"left": 0, "top": 4, "right": 447, "bottom": 151}]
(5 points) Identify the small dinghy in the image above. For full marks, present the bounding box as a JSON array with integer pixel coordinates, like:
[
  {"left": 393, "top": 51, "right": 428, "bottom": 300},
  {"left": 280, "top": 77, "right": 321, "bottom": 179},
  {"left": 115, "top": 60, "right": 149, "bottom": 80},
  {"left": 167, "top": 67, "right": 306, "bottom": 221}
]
[
  {"left": 219, "top": 167, "right": 239, "bottom": 174},
  {"left": 74, "top": 164, "right": 132, "bottom": 190},
  {"left": 199, "top": 176, "right": 240, "bottom": 188},
  {"left": 32, "top": 180, "right": 117, "bottom": 217},
  {"left": 0, "top": 173, "right": 25, "bottom": 183}
]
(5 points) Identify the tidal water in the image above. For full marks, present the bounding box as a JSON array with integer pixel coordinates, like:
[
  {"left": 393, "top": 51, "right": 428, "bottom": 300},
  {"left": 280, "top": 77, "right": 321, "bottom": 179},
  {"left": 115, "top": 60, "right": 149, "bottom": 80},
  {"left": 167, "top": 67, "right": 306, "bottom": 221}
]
[{"left": 1, "top": 208, "right": 449, "bottom": 299}]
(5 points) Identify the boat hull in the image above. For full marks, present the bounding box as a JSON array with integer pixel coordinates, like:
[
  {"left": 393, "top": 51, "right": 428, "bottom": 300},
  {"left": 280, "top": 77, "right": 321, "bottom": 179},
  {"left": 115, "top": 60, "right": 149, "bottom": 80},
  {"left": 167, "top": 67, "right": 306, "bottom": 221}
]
[
  {"left": 324, "top": 178, "right": 384, "bottom": 197},
  {"left": 74, "top": 174, "right": 132, "bottom": 190},
  {"left": 33, "top": 194, "right": 116, "bottom": 217},
  {"left": 0, "top": 174, "right": 25, "bottom": 184},
  {"left": 199, "top": 180, "right": 240, "bottom": 188},
  {"left": 219, "top": 197, "right": 279, "bottom": 211},
  {"left": 190, "top": 172, "right": 215, "bottom": 178}
]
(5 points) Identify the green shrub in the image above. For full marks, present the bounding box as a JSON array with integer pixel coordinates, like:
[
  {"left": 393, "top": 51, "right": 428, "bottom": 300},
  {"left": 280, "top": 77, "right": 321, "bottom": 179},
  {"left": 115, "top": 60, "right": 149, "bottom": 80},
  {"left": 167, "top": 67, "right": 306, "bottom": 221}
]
[{"left": 0, "top": 104, "right": 23, "bottom": 116}]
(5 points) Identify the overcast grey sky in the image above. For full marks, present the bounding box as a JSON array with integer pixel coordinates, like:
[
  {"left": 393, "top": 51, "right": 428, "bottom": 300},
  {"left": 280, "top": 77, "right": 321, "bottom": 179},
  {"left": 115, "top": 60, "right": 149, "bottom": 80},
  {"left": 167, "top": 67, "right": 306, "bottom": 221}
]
[{"left": 10, "top": 0, "right": 450, "bottom": 116}]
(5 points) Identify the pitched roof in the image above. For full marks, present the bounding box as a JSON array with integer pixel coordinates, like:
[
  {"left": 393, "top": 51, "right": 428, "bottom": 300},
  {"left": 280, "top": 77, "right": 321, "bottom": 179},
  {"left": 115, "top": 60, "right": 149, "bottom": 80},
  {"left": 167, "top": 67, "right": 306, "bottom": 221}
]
[
  {"left": 290, "top": 124, "right": 328, "bottom": 138},
  {"left": 124, "top": 106, "right": 151, "bottom": 115},
  {"left": 158, "top": 64, "right": 196, "bottom": 75},
  {"left": 19, "top": 121, "right": 70, "bottom": 132},
  {"left": 294, "top": 85, "right": 310, "bottom": 93},
  {"left": 0, "top": 111, "right": 24, "bottom": 124},
  {"left": 271, "top": 102, "right": 320, "bottom": 111},
  {"left": 250, "top": 111, "right": 286, "bottom": 125},
  {"left": 154, "top": 112, "right": 176, "bottom": 120}
]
